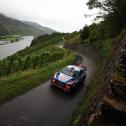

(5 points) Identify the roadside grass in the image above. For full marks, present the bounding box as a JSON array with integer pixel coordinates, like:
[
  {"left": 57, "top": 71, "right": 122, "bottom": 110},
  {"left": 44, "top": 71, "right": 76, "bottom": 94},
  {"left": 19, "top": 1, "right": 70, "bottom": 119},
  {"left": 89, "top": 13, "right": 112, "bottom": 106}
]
[{"left": 0, "top": 52, "right": 76, "bottom": 104}]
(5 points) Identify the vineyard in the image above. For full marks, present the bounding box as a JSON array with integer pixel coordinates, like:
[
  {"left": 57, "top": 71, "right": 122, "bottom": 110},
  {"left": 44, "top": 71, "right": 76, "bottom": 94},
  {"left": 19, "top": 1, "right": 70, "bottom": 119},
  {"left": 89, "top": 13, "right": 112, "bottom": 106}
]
[
  {"left": 0, "top": 33, "right": 76, "bottom": 103},
  {"left": 31, "top": 33, "right": 67, "bottom": 46},
  {"left": 0, "top": 33, "right": 69, "bottom": 77},
  {"left": 0, "top": 46, "right": 70, "bottom": 77}
]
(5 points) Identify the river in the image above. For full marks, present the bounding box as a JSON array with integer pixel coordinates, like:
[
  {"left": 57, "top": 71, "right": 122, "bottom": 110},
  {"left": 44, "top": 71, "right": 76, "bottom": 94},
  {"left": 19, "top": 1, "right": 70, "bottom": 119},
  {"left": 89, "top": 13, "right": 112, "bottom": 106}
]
[{"left": 0, "top": 36, "right": 33, "bottom": 60}]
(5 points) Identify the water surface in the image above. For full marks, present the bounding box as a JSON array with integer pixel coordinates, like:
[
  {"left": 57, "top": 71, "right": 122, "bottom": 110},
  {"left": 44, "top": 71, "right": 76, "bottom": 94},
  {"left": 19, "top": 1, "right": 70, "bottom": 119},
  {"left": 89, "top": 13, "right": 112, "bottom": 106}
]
[{"left": 0, "top": 36, "right": 33, "bottom": 60}]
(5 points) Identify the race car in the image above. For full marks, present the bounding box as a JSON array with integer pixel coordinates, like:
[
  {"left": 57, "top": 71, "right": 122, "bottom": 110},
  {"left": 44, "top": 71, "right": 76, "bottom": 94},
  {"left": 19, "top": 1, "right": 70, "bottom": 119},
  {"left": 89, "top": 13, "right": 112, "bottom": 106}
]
[{"left": 50, "top": 64, "right": 87, "bottom": 92}]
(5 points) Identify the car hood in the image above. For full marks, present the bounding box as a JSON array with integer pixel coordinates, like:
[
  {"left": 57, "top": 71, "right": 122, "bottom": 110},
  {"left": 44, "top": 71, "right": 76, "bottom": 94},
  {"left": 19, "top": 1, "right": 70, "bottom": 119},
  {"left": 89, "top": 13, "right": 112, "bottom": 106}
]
[{"left": 55, "top": 72, "right": 74, "bottom": 83}]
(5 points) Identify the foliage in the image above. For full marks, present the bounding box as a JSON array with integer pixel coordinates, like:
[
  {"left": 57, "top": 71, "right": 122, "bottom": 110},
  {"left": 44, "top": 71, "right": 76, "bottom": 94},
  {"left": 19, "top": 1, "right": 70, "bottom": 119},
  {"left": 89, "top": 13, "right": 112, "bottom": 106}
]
[
  {"left": 89, "top": 23, "right": 106, "bottom": 42},
  {"left": 0, "top": 29, "right": 77, "bottom": 104},
  {"left": 65, "top": 31, "right": 79, "bottom": 40},
  {"left": 0, "top": 46, "right": 68, "bottom": 76},
  {"left": 87, "top": 0, "right": 126, "bottom": 36},
  {"left": 31, "top": 32, "right": 67, "bottom": 46},
  {"left": 14, "top": 33, "right": 66, "bottom": 58},
  {"left": 64, "top": 31, "right": 81, "bottom": 44},
  {"left": 80, "top": 26, "right": 90, "bottom": 40},
  {"left": 79, "top": 22, "right": 115, "bottom": 58},
  {"left": 0, "top": 32, "right": 69, "bottom": 77}
]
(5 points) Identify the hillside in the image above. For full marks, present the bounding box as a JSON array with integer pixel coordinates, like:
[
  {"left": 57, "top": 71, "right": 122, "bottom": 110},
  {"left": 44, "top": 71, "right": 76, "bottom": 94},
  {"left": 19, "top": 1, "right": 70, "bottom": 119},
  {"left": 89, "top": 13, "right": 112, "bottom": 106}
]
[
  {"left": 23, "top": 21, "right": 55, "bottom": 34},
  {"left": 0, "top": 14, "right": 55, "bottom": 36}
]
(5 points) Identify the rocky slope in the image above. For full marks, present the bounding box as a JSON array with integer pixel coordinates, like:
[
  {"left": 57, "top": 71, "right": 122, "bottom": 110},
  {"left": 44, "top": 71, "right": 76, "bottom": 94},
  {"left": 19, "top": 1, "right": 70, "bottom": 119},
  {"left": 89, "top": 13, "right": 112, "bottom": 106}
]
[{"left": 87, "top": 35, "right": 126, "bottom": 126}]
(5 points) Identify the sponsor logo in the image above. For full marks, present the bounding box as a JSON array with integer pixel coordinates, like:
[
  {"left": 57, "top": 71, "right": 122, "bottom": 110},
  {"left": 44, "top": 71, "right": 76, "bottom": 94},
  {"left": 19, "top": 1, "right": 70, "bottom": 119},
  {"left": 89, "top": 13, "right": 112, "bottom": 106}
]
[{"left": 61, "top": 75, "right": 65, "bottom": 81}]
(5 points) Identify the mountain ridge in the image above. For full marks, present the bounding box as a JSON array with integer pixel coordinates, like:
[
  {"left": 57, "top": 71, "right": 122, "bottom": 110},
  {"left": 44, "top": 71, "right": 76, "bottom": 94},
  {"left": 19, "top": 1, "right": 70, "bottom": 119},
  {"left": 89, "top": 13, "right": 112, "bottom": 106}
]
[
  {"left": 0, "top": 14, "right": 55, "bottom": 36},
  {"left": 23, "top": 21, "right": 55, "bottom": 34}
]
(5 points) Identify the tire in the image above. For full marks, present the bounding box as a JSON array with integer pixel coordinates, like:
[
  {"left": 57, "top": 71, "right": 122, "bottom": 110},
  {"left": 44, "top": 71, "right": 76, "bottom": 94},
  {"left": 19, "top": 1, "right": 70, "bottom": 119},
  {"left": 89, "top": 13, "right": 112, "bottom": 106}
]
[{"left": 50, "top": 83, "right": 54, "bottom": 88}]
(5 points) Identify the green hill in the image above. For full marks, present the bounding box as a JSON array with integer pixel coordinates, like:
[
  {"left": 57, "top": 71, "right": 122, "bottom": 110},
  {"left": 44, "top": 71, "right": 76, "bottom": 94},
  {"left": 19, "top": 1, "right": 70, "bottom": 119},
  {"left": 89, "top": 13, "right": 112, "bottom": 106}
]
[
  {"left": 0, "top": 14, "right": 55, "bottom": 36},
  {"left": 23, "top": 21, "right": 55, "bottom": 34}
]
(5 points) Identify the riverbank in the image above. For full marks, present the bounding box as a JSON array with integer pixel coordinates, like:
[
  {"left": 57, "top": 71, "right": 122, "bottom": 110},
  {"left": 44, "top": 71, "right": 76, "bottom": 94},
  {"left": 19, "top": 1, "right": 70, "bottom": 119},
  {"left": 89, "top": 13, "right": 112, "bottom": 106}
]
[
  {"left": 0, "top": 35, "right": 22, "bottom": 45},
  {"left": 0, "top": 36, "right": 33, "bottom": 59}
]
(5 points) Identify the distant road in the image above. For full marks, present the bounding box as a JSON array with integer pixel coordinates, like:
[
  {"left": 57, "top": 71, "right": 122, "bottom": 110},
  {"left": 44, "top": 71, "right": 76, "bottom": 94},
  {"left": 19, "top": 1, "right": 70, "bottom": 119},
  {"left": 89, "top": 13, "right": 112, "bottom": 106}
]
[{"left": 0, "top": 45, "right": 97, "bottom": 126}]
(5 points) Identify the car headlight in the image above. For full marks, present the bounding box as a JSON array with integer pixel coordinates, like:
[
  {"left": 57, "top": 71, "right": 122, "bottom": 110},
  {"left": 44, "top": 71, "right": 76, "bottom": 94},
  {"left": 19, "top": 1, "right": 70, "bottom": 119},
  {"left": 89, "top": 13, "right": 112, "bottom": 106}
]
[{"left": 66, "top": 81, "right": 73, "bottom": 86}]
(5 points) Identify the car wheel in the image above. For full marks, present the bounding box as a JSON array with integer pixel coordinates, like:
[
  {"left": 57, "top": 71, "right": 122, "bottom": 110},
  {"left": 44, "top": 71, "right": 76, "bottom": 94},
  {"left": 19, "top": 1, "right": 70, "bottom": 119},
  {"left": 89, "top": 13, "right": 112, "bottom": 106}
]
[{"left": 50, "top": 83, "right": 54, "bottom": 88}]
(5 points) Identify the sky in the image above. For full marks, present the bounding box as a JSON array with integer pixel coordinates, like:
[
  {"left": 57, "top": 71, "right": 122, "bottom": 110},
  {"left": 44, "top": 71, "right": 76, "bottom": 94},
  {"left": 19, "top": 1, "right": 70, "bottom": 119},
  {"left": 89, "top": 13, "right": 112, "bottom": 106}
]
[{"left": 0, "top": 0, "right": 97, "bottom": 32}]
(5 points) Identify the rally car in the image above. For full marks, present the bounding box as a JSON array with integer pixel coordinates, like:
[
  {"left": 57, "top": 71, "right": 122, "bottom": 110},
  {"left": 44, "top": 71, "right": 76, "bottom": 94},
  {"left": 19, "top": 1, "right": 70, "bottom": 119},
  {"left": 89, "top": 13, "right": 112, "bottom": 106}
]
[{"left": 50, "top": 64, "right": 87, "bottom": 92}]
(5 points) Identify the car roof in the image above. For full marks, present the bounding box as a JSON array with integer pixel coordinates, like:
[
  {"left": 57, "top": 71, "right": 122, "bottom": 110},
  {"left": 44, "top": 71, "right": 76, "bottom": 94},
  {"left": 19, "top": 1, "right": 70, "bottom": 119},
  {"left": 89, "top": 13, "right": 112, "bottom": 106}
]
[{"left": 67, "top": 65, "right": 83, "bottom": 72}]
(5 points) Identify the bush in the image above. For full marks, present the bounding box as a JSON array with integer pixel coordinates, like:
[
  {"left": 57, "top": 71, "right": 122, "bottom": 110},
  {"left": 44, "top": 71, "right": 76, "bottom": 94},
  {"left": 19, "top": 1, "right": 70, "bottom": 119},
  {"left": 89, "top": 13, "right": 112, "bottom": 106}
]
[
  {"left": 89, "top": 23, "right": 106, "bottom": 43},
  {"left": 80, "top": 26, "right": 90, "bottom": 40}
]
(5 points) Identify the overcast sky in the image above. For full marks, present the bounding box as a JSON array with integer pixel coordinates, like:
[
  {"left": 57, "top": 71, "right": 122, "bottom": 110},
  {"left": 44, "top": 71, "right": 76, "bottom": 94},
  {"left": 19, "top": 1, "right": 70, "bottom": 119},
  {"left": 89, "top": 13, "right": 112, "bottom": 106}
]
[{"left": 0, "top": 0, "right": 97, "bottom": 32}]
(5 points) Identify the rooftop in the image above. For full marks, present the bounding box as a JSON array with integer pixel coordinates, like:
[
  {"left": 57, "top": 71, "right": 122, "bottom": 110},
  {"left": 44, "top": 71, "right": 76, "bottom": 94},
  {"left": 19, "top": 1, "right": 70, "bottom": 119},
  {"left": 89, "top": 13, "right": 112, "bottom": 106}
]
[{"left": 67, "top": 65, "right": 83, "bottom": 72}]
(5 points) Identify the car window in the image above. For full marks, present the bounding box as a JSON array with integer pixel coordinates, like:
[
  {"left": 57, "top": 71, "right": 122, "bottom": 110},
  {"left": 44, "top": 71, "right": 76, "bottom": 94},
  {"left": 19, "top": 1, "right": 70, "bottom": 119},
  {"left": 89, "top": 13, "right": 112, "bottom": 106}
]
[
  {"left": 79, "top": 70, "right": 84, "bottom": 76},
  {"left": 61, "top": 67, "right": 78, "bottom": 77}
]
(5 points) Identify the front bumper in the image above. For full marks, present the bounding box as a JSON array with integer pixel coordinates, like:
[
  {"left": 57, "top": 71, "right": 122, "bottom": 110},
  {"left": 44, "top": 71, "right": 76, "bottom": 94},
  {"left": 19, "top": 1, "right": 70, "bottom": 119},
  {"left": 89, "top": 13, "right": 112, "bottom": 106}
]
[{"left": 50, "top": 80, "right": 71, "bottom": 92}]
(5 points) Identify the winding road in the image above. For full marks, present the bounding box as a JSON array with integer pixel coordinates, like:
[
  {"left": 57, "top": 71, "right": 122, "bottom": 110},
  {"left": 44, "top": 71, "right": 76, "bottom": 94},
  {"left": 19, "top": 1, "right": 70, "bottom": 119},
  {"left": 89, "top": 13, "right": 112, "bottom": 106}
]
[{"left": 0, "top": 45, "right": 97, "bottom": 126}]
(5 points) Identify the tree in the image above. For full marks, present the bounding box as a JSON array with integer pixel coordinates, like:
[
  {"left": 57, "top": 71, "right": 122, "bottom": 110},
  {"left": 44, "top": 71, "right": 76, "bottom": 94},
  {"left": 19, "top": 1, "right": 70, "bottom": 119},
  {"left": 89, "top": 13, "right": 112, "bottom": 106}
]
[
  {"left": 87, "top": 0, "right": 126, "bottom": 36},
  {"left": 80, "top": 26, "right": 90, "bottom": 40}
]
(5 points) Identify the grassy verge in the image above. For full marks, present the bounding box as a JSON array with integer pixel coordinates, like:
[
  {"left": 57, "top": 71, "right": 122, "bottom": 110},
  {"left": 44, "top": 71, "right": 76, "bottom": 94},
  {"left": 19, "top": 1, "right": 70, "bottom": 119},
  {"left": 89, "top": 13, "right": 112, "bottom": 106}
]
[{"left": 0, "top": 52, "right": 76, "bottom": 104}]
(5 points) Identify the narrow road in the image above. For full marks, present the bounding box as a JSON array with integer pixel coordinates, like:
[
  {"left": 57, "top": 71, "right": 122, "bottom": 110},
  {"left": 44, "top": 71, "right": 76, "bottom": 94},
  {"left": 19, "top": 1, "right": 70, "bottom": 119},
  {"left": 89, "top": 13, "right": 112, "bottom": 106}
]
[{"left": 0, "top": 45, "right": 97, "bottom": 126}]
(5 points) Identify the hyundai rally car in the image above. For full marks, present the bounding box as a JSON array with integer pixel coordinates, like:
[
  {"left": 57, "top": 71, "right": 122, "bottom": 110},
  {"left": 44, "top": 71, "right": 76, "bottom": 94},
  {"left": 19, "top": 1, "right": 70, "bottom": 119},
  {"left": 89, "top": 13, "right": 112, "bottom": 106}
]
[{"left": 50, "top": 64, "right": 87, "bottom": 92}]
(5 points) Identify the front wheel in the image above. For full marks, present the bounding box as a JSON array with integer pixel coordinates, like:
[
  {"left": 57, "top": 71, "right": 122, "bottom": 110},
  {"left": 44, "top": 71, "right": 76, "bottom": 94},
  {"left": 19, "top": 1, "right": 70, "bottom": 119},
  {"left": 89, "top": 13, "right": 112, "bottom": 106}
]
[{"left": 50, "top": 83, "right": 54, "bottom": 88}]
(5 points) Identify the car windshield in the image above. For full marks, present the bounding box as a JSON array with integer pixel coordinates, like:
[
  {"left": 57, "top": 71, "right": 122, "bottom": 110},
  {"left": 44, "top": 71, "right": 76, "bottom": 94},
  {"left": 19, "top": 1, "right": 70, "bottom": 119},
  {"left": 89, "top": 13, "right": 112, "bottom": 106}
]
[{"left": 61, "top": 67, "right": 78, "bottom": 77}]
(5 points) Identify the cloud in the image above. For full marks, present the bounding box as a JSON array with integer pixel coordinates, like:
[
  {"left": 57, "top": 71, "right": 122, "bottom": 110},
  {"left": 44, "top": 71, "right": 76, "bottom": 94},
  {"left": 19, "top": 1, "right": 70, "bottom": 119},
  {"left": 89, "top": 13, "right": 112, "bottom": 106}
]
[{"left": 0, "top": 0, "right": 96, "bottom": 32}]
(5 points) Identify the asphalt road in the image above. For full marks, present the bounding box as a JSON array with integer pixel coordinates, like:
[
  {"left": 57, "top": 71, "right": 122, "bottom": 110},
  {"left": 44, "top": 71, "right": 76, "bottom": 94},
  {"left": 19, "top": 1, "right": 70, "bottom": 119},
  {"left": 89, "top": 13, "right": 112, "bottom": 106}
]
[{"left": 0, "top": 45, "right": 97, "bottom": 126}]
